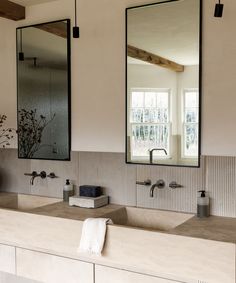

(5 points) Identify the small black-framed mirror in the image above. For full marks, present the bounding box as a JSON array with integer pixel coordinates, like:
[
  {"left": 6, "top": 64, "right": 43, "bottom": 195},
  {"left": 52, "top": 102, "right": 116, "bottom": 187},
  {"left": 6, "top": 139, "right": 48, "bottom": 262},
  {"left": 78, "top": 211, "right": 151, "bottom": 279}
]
[
  {"left": 16, "top": 19, "right": 71, "bottom": 161},
  {"left": 126, "top": 0, "right": 202, "bottom": 167}
]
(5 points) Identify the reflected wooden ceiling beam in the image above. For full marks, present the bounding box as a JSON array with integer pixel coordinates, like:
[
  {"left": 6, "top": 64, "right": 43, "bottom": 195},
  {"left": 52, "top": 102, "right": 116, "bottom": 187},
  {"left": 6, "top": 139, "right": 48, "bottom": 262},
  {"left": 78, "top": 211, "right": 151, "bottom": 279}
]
[
  {"left": 0, "top": 0, "right": 25, "bottom": 21},
  {"left": 127, "top": 45, "right": 184, "bottom": 72},
  {"left": 36, "top": 22, "right": 67, "bottom": 39}
]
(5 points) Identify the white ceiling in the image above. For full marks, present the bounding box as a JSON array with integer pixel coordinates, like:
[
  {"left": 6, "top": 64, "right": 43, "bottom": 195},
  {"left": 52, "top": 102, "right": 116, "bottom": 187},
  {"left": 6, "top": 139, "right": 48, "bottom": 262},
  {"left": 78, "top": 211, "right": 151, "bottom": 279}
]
[
  {"left": 12, "top": 0, "right": 57, "bottom": 6},
  {"left": 128, "top": 0, "right": 200, "bottom": 66}
]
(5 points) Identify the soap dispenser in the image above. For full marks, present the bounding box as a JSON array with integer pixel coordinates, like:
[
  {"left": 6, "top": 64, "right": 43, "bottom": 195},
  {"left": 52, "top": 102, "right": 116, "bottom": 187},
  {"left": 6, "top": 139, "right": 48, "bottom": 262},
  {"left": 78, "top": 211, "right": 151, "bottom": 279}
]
[
  {"left": 197, "top": 190, "right": 210, "bottom": 218},
  {"left": 63, "top": 179, "right": 74, "bottom": 202}
]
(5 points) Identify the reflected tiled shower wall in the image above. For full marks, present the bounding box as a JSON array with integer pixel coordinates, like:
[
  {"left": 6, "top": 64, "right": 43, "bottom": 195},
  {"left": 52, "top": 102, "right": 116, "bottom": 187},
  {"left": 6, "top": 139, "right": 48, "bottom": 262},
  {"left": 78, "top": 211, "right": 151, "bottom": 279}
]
[{"left": 0, "top": 149, "right": 235, "bottom": 217}]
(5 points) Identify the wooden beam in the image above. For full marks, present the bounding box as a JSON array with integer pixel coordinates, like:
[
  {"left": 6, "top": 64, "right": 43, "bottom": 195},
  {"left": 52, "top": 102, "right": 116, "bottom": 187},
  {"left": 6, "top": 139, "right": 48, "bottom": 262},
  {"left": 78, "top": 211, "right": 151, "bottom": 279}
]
[
  {"left": 36, "top": 22, "right": 67, "bottom": 39},
  {"left": 127, "top": 45, "right": 184, "bottom": 72},
  {"left": 0, "top": 0, "right": 25, "bottom": 21}
]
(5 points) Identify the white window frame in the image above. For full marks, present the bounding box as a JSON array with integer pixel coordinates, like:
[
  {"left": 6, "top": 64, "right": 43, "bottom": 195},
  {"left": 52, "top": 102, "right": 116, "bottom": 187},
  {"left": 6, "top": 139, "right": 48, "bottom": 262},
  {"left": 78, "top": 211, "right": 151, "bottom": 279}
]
[
  {"left": 129, "top": 88, "right": 171, "bottom": 161},
  {"left": 182, "top": 88, "right": 199, "bottom": 159}
]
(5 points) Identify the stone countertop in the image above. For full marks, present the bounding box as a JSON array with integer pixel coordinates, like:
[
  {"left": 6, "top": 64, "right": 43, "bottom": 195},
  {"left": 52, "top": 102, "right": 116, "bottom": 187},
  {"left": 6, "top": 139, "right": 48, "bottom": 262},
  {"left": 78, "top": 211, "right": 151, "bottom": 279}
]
[
  {"left": 169, "top": 215, "right": 236, "bottom": 244},
  {"left": 0, "top": 192, "right": 235, "bottom": 244},
  {"left": 0, "top": 208, "right": 233, "bottom": 283},
  {"left": 29, "top": 201, "right": 124, "bottom": 221},
  {"left": 0, "top": 195, "right": 234, "bottom": 283},
  {"left": 29, "top": 201, "right": 236, "bottom": 244}
]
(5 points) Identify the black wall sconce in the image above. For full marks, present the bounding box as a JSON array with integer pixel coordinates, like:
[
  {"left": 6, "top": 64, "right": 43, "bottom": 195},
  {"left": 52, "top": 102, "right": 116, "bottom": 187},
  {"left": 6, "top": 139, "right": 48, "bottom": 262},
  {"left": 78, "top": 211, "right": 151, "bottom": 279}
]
[
  {"left": 19, "top": 29, "right": 24, "bottom": 61},
  {"left": 73, "top": 0, "right": 80, "bottom": 38},
  {"left": 214, "top": 0, "right": 224, "bottom": 17}
]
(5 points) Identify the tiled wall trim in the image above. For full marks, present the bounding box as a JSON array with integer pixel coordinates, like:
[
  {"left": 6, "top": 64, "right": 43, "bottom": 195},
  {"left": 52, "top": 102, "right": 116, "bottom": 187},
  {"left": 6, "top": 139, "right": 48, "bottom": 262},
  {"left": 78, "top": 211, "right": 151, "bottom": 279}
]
[{"left": 0, "top": 149, "right": 235, "bottom": 217}]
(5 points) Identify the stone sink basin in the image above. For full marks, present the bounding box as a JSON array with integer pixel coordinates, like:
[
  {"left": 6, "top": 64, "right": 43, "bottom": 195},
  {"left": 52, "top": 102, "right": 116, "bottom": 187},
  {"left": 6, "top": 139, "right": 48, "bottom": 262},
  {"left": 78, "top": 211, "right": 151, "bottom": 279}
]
[
  {"left": 0, "top": 193, "right": 61, "bottom": 212},
  {"left": 103, "top": 206, "right": 194, "bottom": 232}
]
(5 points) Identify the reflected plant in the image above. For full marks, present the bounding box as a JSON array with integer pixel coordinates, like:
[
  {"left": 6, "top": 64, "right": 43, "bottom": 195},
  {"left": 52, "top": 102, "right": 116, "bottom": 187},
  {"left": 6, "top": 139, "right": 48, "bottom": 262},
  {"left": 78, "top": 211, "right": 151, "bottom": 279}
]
[
  {"left": 18, "top": 109, "right": 55, "bottom": 158},
  {"left": 0, "top": 115, "right": 15, "bottom": 148}
]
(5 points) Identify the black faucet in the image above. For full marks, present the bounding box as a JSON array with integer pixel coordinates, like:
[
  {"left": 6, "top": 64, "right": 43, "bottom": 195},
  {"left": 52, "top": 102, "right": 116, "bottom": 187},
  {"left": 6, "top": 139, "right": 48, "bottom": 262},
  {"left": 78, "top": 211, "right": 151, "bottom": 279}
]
[
  {"left": 24, "top": 171, "right": 47, "bottom": 185},
  {"left": 150, "top": 179, "right": 165, "bottom": 197},
  {"left": 149, "top": 148, "right": 168, "bottom": 164}
]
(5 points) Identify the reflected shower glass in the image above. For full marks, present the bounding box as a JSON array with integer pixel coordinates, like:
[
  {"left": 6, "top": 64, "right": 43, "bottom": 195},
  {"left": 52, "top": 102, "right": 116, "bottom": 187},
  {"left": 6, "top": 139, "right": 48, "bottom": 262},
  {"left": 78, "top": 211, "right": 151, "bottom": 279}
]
[{"left": 16, "top": 20, "right": 71, "bottom": 160}]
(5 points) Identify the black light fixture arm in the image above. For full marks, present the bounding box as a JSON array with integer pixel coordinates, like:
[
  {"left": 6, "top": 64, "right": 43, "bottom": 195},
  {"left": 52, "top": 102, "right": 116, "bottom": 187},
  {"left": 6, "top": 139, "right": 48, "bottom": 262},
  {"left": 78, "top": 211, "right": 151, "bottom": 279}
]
[
  {"left": 73, "top": 0, "right": 80, "bottom": 38},
  {"left": 75, "top": 0, "right": 77, "bottom": 26}
]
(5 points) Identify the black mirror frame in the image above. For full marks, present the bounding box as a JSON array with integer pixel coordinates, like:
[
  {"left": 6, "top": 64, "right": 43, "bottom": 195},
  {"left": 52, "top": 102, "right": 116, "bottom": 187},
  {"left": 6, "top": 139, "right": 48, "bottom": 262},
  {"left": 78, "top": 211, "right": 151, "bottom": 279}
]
[
  {"left": 125, "top": 0, "right": 202, "bottom": 168},
  {"left": 16, "top": 19, "right": 71, "bottom": 161}
]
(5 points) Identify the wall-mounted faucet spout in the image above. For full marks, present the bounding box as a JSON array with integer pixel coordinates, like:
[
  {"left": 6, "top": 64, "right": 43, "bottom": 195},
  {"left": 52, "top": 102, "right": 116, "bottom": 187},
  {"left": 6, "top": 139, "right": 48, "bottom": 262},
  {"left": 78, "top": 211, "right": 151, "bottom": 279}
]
[
  {"left": 30, "top": 171, "right": 38, "bottom": 186},
  {"left": 149, "top": 148, "right": 167, "bottom": 164},
  {"left": 24, "top": 171, "right": 47, "bottom": 185},
  {"left": 150, "top": 179, "right": 165, "bottom": 198}
]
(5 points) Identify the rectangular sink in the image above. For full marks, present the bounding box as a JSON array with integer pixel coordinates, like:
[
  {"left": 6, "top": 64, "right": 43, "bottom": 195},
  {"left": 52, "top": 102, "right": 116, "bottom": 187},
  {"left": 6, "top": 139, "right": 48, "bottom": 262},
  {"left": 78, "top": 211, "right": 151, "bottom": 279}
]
[
  {"left": 0, "top": 193, "right": 61, "bottom": 212},
  {"left": 103, "top": 206, "right": 193, "bottom": 232}
]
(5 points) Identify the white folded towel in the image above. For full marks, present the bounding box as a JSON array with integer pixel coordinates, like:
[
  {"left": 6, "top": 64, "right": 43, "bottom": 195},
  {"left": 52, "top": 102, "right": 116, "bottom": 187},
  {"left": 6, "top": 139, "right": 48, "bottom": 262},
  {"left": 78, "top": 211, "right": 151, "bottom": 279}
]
[{"left": 78, "top": 218, "right": 113, "bottom": 255}]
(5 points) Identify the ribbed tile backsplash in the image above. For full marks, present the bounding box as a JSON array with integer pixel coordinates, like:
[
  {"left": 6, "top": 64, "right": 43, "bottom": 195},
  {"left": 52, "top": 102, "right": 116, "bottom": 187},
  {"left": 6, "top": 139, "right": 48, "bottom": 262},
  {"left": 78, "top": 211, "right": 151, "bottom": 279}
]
[
  {"left": 136, "top": 157, "right": 205, "bottom": 213},
  {"left": 0, "top": 149, "right": 235, "bottom": 217},
  {"left": 205, "top": 156, "right": 236, "bottom": 217}
]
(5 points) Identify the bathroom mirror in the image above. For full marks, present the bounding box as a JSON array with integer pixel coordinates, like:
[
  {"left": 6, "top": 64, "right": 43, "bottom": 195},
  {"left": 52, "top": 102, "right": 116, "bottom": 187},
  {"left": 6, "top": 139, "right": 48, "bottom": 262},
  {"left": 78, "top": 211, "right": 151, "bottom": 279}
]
[
  {"left": 126, "top": 0, "right": 201, "bottom": 167},
  {"left": 16, "top": 19, "right": 71, "bottom": 160}
]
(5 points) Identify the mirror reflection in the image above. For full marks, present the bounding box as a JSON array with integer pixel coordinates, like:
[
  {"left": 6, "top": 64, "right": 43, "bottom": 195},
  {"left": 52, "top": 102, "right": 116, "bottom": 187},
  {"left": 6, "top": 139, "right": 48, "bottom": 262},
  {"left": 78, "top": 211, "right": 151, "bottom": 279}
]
[
  {"left": 126, "top": 0, "right": 201, "bottom": 167},
  {"left": 17, "top": 20, "right": 70, "bottom": 160}
]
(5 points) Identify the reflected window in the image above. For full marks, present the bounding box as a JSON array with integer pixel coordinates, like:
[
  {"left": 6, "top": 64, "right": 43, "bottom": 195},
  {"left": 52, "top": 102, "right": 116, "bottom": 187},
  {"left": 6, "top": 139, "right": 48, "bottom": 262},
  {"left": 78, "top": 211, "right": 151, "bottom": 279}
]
[
  {"left": 130, "top": 89, "right": 170, "bottom": 160},
  {"left": 183, "top": 89, "right": 199, "bottom": 157}
]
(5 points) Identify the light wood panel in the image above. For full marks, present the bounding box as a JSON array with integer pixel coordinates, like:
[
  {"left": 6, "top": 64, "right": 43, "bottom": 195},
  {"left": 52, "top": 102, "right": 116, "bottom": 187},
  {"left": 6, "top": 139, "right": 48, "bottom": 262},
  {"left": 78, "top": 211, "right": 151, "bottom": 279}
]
[
  {"left": 0, "top": 271, "right": 39, "bottom": 283},
  {"left": 127, "top": 45, "right": 184, "bottom": 72},
  {"left": 0, "top": 207, "right": 233, "bottom": 283},
  {"left": 0, "top": 0, "right": 25, "bottom": 21},
  {"left": 95, "top": 265, "right": 179, "bottom": 283},
  {"left": 0, "top": 244, "right": 15, "bottom": 274},
  {"left": 16, "top": 248, "right": 94, "bottom": 283}
]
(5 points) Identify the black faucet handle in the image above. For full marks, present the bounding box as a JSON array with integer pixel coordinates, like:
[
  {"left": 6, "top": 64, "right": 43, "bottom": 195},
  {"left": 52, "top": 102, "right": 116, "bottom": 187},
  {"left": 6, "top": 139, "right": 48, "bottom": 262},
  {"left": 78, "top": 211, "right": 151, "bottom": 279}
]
[
  {"left": 156, "top": 179, "right": 165, "bottom": 188},
  {"left": 136, "top": 179, "right": 151, "bottom": 186},
  {"left": 24, "top": 171, "right": 38, "bottom": 177},
  {"left": 40, "top": 171, "right": 47, "bottom": 179},
  {"left": 169, "top": 181, "right": 182, "bottom": 189},
  {"left": 47, "top": 172, "right": 58, "bottom": 179}
]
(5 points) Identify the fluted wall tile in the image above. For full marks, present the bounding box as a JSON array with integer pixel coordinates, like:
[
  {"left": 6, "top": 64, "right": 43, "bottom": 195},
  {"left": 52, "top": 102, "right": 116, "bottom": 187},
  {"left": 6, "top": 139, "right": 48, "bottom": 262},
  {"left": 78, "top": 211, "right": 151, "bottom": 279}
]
[
  {"left": 205, "top": 156, "right": 236, "bottom": 217},
  {"left": 136, "top": 157, "right": 205, "bottom": 213},
  {"left": 78, "top": 152, "right": 136, "bottom": 206},
  {"left": 30, "top": 151, "right": 79, "bottom": 198},
  {"left": 0, "top": 149, "right": 30, "bottom": 194},
  {"left": 0, "top": 149, "right": 236, "bottom": 217}
]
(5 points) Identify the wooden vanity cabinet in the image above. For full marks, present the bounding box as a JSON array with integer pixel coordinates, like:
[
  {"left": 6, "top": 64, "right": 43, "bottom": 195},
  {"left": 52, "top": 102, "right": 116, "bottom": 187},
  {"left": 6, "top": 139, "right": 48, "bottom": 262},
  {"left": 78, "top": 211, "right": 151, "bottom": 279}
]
[
  {"left": 16, "top": 248, "right": 93, "bottom": 283},
  {"left": 95, "top": 265, "right": 180, "bottom": 283},
  {"left": 0, "top": 244, "right": 15, "bottom": 274}
]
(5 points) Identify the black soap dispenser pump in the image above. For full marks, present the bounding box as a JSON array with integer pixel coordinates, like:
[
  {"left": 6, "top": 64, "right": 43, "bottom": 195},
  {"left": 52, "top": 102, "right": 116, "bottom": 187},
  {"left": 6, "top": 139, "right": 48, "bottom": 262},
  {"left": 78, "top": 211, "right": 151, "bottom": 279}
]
[
  {"left": 63, "top": 179, "right": 74, "bottom": 202},
  {"left": 197, "top": 190, "right": 210, "bottom": 218}
]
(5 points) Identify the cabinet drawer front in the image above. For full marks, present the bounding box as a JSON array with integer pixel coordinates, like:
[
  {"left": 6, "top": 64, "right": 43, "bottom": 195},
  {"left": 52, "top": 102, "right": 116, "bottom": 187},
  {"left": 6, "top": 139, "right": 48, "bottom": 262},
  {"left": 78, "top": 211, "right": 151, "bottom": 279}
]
[
  {"left": 0, "top": 244, "right": 15, "bottom": 274},
  {"left": 16, "top": 248, "right": 93, "bottom": 283},
  {"left": 0, "top": 271, "right": 40, "bottom": 283},
  {"left": 95, "top": 265, "right": 179, "bottom": 283}
]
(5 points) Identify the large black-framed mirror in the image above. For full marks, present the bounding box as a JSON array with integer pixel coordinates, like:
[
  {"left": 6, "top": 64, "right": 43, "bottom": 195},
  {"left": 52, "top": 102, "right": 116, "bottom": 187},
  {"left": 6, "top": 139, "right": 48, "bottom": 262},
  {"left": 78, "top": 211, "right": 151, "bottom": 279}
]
[
  {"left": 126, "top": 0, "right": 202, "bottom": 167},
  {"left": 16, "top": 19, "right": 71, "bottom": 161}
]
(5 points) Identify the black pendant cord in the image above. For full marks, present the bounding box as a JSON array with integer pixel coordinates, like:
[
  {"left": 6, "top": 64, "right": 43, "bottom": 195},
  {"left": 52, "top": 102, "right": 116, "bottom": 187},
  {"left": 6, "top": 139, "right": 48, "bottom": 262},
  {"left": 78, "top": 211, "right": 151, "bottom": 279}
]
[
  {"left": 73, "top": 0, "right": 80, "bottom": 38},
  {"left": 75, "top": 0, "right": 77, "bottom": 27}
]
